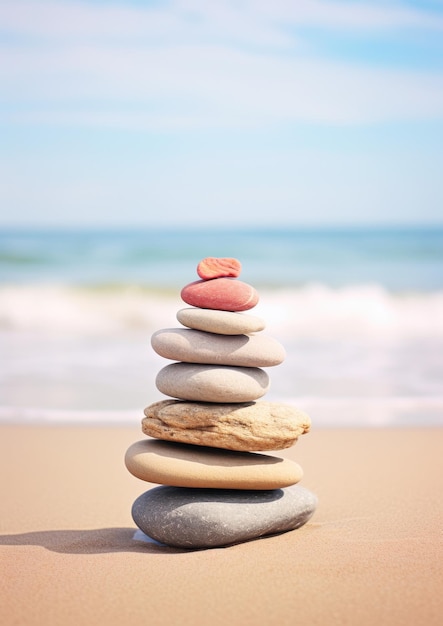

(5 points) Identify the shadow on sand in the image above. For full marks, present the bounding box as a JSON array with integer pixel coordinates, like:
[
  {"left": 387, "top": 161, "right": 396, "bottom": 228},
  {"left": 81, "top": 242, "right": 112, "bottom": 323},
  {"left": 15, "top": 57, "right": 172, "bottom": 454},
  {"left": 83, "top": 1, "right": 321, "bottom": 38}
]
[{"left": 0, "top": 527, "right": 189, "bottom": 555}]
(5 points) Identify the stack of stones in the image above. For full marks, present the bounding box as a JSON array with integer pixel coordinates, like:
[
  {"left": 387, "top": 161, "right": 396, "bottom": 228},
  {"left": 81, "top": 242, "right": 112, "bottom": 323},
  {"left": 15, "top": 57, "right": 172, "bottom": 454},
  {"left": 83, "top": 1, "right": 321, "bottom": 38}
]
[{"left": 125, "top": 257, "right": 317, "bottom": 549}]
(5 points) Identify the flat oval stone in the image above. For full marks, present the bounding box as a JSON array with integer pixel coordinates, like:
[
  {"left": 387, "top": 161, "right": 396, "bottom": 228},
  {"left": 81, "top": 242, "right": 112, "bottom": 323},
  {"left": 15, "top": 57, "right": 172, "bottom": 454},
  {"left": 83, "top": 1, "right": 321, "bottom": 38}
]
[
  {"left": 143, "top": 400, "right": 310, "bottom": 451},
  {"left": 151, "top": 328, "right": 285, "bottom": 367},
  {"left": 177, "top": 307, "right": 265, "bottom": 335},
  {"left": 181, "top": 278, "right": 259, "bottom": 312},
  {"left": 132, "top": 484, "right": 318, "bottom": 549},
  {"left": 155, "top": 363, "right": 269, "bottom": 402},
  {"left": 197, "top": 257, "right": 241, "bottom": 280},
  {"left": 125, "top": 439, "right": 303, "bottom": 489}
]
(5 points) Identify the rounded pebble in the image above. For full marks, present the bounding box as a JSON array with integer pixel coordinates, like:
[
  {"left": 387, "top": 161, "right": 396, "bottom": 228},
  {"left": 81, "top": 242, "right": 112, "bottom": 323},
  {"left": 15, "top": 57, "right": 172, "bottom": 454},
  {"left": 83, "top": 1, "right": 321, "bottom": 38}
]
[
  {"left": 181, "top": 278, "right": 259, "bottom": 312},
  {"left": 132, "top": 484, "right": 318, "bottom": 549},
  {"left": 151, "top": 328, "right": 285, "bottom": 367},
  {"left": 155, "top": 362, "right": 269, "bottom": 402},
  {"left": 125, "top": 439, "right": 303, "bottom": 489},
  {"left": 177, "top": 307, "right": 265, "bottom": 335}
]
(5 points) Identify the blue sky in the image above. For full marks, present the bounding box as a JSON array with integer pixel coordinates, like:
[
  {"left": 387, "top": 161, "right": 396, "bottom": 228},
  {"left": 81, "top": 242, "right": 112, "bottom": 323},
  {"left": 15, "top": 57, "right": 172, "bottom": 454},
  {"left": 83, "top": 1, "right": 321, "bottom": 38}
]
[{"left": 1, "top": 0, "right": 443, "bottom": 228}]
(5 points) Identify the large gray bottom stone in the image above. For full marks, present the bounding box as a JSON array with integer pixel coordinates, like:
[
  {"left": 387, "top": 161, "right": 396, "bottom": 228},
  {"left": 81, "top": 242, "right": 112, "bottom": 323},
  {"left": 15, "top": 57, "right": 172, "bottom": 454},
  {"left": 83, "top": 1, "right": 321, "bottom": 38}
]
[{"left": 131, "top": 484, "right": 317, "bottom": 549}]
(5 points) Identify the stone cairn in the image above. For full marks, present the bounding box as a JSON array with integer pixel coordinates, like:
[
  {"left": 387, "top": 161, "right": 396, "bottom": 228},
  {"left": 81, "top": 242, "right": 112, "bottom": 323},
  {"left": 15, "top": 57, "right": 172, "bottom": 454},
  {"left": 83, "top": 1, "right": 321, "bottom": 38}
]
[{"left": 125, "top": 257, "right": 317, "bottom": 549}]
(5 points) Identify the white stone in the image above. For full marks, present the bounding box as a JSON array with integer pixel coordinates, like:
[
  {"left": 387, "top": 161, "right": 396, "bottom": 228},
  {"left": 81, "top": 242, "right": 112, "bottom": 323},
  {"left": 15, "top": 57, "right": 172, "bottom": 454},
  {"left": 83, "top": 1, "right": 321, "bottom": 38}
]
[{"left": 177, "top": 307, "right": 265, "bottom": 335}]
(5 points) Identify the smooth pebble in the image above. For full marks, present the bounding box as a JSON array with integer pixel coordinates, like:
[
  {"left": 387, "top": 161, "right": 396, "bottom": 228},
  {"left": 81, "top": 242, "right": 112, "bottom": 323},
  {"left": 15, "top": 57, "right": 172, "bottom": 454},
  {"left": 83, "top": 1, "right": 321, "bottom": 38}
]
[
  {"left": 151, "top": 328, "right": 285, "bottom": 367},
  {"left": 177, "top": 307, "right": 265, "bottom": 335},
  {"left": 132, "top": 484, "right": 318, "bottom": 549},
  {"left": 155, "top": 362, "right": 269, "bottom": 402},
  {"left": 125, "top": 439, "right": 303, "bottom": 489},
  {"left": 181, "top": 278, "right": 259, "bottom": 312}
]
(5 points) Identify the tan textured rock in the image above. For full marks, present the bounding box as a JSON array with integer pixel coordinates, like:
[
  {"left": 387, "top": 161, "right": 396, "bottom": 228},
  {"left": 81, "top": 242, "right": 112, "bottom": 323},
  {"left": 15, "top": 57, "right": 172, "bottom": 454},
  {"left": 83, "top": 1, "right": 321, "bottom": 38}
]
[
  {"left": 177, "top": 307, "right": 265, "bottom": 335},
  {"left": 155, "top": 363, "right": 269, "bottom": 402},
  {"left": 142, "top": 399, "right": 311, "bottom": 451},
  {"left": 125, "top": 439, "right": 304, "bottom": 489},
  {"left": 151, "top": 328, "right": 285, "bottom": 367}
]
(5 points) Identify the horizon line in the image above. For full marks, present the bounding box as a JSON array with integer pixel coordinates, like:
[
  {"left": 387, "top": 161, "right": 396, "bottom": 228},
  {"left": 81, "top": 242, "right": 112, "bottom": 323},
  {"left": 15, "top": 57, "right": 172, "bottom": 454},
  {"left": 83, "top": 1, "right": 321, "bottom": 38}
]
[{"left": 1, "top": 221, "right": 442, "bottom": 233}]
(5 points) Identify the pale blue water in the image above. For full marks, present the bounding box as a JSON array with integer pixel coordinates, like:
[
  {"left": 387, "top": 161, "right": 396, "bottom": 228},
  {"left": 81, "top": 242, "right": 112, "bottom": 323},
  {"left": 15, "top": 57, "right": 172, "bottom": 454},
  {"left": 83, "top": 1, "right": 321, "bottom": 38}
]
[
  {"left": 1, "top": 226, "right": 442, "bottom": 290},
  {"left": 1, "top": 226, "right": 442, "bottom": 426}
]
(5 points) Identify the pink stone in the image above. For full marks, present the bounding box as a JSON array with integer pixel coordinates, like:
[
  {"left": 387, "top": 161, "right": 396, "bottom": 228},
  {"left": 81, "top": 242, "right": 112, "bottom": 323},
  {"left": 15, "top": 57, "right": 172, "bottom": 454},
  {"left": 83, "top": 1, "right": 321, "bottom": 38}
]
[
  {"left": 181, "top": 278, "right": 259, "bottom": 312},
  {"left": 197, "top": 257, "right": 241, "bottom": 280}
]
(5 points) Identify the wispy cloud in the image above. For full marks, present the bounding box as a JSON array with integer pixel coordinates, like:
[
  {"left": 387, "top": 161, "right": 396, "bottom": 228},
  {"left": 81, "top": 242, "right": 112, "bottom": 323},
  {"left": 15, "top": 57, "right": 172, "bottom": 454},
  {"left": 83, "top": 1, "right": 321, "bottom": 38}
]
[
  {"left": 2, "top": 1, "right": 443, "bottom": 41},
  {"left": 253, "top": 0, "right": 443, "bottom": 30},
  {"left": 1, "top": 0, "right": 443, "bottom": 130}
]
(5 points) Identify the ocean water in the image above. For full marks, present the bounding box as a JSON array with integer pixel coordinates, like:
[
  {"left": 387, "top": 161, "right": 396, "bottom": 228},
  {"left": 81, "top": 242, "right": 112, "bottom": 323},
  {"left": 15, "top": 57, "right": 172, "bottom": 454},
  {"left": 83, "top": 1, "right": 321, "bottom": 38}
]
[{"left": 1, "top": 226, "right": 442, "bottom": 427}]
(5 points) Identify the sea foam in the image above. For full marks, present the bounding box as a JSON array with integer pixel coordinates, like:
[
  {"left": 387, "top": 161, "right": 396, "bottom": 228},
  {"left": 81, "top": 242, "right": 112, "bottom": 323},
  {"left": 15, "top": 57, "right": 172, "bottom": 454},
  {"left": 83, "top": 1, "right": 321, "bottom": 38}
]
[{"left": 1, "top": 282, "right": 442, "bottom": 339}]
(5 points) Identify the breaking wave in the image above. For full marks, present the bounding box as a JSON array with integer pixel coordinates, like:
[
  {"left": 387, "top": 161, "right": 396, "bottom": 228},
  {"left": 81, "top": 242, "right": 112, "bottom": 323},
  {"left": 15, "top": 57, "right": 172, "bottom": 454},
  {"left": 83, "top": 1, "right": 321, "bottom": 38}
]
[{"left": 0, "top": 282, "right": 442, "bottom": 338}]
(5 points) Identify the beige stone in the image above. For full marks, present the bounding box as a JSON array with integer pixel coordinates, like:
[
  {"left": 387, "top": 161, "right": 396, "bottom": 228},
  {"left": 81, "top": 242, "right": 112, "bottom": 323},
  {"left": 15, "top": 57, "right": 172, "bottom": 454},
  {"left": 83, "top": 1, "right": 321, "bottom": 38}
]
[
  {"left": 125, "top": 439, "right": 304, "bottom": 489},
  {"left": 151, "top": 328, "right": 285, "bottom": 367},
  {"left": 177, "top": 307, "right": 265, "bottom": 335},
  {"left": 142, "top": 399, "right": 311, "bottom": 451},
  {"left": 155, "top": 363, "right": 269, "bottom": 402}
]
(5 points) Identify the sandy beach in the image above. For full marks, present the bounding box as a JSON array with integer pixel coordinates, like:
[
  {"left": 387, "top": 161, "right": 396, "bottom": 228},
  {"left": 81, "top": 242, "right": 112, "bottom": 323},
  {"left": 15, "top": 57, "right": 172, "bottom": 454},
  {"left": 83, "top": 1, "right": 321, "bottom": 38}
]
[{"left": 1, "top": 423, "right": 442, "bottom": 626}]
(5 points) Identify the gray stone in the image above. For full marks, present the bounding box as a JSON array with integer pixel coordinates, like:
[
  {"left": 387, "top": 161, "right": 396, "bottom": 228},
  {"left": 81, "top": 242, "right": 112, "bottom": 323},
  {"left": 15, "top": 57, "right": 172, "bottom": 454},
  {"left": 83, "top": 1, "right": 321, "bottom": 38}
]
[
  {"left": 131, "top": 484, "right": 318, "bottom": 549},
  {"left": 155, "top": 363, "right": 269, "bottom": 402},
  {"left": 142, "top": 400, "right": 311, "bottom": 451},
  {"left": 151, "top": 328, "right": 285, "bottom": 367},
  {"left": 125, "top": 439, "right": 304, "bottom": 489},
  {"left": 177, "top": 307, "right": 266, "bottom": 335}
]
